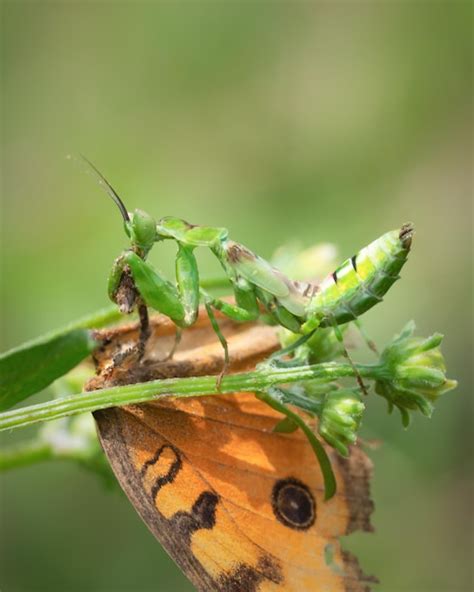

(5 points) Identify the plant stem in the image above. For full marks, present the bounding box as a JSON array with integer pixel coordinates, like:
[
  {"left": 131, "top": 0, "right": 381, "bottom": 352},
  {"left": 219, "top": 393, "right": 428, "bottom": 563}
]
[
  {"left": 0, "top": 441, "right": 54, "bottom": 470},
  {"left": 0, "top": 362, "right": 380, "bottom": 432}
]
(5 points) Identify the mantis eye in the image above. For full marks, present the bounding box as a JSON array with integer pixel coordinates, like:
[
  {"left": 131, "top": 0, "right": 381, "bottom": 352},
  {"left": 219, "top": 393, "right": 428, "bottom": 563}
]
[{"left": 131, "top": 209, "right": 156, "bottom": 251}]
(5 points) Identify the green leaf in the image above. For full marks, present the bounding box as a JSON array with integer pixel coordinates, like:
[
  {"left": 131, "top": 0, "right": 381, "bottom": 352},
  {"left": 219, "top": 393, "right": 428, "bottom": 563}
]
[
  {"left": 273, "top": 416, "right": 298, "bottom": 433},
  {"left": 0, "top": 329, "right": 98, "bottom": 411},
  {"left": 0, "top": 305, "right": 121, "bottom": 411},
  {"left": 256, "top": 389, "right": 336, "bottom": 500}
]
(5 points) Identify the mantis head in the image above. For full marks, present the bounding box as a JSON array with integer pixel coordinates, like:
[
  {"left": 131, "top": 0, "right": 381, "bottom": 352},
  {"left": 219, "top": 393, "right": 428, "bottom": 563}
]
[{"left": 125, "top": 209, "right": 156, "bottom": 254}]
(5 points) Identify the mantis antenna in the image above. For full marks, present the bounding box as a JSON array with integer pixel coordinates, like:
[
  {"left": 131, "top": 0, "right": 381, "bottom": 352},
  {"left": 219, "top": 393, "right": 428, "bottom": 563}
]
[{"left": 78, "top": 154, "right": 130, "bottom": 222}]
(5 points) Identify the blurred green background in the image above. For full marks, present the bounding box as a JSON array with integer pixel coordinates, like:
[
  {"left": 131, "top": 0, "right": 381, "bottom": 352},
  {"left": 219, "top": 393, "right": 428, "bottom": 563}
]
[{"left": 1, "top": 2, "right": 472, "bottom": 591}]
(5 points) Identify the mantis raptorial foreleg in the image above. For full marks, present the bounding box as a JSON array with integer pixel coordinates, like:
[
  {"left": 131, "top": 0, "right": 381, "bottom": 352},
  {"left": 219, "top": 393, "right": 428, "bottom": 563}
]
[
  {"left": 108, "top": 245, "right": 200, "bottom": 363},
  {"left": 120, "top": 246, "right": 199, "bottom": 328}
]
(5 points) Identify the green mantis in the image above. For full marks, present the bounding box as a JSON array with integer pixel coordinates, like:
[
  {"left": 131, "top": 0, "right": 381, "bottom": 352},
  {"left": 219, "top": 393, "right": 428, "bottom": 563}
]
[{"left": 85, "top": 159, "right": 414, "bottom": 385}]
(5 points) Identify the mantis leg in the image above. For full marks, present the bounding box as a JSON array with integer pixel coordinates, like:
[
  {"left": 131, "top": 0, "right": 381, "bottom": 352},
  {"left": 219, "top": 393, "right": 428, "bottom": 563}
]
[
  {"left": 200, "top": 283, "right": 260, "bottom": 388},
  {"left": 205, "top": 303, "right": 229, "bottom": 390},
  {"left": 263, "top": 331, "right": 317, "bottom": 368},
  {"left": 162, "top": 327, "right": 182, "bottom": 362},
  {"left": 200, "top": 292, "right": 260, "bottom": 323},
  {"left": 199, "top": 275, "right": 261, "bottom": 322},
  {"left": 353, "top": 318, "right": 379, "bottom": 355},
  {"left": 328, "top": 316, "right": 368, "bottom": 396}
]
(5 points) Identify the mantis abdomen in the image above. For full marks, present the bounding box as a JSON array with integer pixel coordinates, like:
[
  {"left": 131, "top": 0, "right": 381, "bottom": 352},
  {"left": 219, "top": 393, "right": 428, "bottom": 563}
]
[{"left": 308, "top": 223, "right": 414, "bottom": 327}]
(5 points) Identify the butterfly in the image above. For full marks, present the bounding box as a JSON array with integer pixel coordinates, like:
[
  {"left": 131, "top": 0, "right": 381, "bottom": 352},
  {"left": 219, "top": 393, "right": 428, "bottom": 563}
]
[{"left": 89, "top": 312, "right": 376, "bottom": 592}]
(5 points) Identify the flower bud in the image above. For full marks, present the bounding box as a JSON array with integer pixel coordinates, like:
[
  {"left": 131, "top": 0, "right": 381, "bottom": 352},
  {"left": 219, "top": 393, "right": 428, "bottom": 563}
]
[
  {"left": 318, "top": 390, "right": 365, "bottom": 456},
  {"left": 375, "top": 321, "right": 457, "bottom": 426}
]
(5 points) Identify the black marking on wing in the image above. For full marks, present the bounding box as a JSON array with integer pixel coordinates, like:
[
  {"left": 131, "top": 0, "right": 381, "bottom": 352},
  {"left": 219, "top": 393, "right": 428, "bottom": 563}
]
[
  {"left": 140, "top": 443, "right": 180, "bottom": 478},
  {"left": 293, "top": 280, "right": 319, "bottom": 298},
  {"left": 272, "top": 477, "right": 316, "bottom": 531},
  {"left": 168, "top": 491, "right": 219, "bottom": 546},
  {"left": 141, "top": 444, "right": 183, "bottom": 502},
  {"left": 332, "top": 270, "right": 339, "bottom": 284},
  {"left": 351, "top": 255, "right": 358, "bottom": 272},
  {"left": 217, "top": 555, "right": 283, "bottom": 591}
]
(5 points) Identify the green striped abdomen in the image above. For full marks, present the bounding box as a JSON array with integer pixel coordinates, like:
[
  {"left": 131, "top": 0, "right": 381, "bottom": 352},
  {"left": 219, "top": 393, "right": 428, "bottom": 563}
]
[{"left": 308, "top": 223, "right": 414, "bottom": 326}]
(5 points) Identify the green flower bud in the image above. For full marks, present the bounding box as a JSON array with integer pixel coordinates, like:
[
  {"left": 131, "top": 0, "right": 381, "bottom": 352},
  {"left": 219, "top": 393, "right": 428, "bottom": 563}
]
[
  {"left": 375, "top": 321, "right": 457, "bottom": 426},
  {"left": 318, "top": 390, "right": 365, "bottom": 456}
]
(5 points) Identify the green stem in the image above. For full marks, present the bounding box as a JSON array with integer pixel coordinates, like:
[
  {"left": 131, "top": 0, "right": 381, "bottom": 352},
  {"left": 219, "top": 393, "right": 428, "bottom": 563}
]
[
  {"left": 0, "top": 362, "right": 379, "bottom": 432},
  {"left": 0, "top": 441, "right": 54, "bottom": 470}
]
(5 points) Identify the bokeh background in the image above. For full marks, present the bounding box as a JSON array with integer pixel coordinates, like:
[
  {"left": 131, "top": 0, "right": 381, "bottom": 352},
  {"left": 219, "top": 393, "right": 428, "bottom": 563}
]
[{"left": 1, "top": 2, "right": 472, "bottom": 591}]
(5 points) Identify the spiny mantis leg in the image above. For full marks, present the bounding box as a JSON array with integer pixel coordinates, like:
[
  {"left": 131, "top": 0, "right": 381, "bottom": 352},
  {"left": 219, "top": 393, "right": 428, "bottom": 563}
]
[
  {"left": 264, "top": 331, "right": 317, "bottom": 367},
  {"left": 200, "top": 287, "right": 261, "bottom": 388},
  {"left": 329, "top": 316, "right": 369, "bottom": 396},
  {"left": 353, "top": 318, "right": 379, "bottom": 355},
  {"left": 204, "top": 302, "right": 229, "bottom": 390},
  {"left": 162, "top": 327, "right": 182, "bottom": 362}
]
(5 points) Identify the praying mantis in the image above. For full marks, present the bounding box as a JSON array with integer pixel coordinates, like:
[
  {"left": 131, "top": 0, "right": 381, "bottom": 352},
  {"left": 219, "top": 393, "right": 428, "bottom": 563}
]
[{"left": 84, "top": 158, "right": 414, "bottom": 388}]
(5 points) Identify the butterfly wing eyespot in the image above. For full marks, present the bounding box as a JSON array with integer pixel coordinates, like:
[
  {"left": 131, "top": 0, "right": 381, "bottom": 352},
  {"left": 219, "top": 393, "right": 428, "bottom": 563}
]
[
  {"left": 272, "top": 478, "right": 316, "bottom": 531},
  {"left": 91, "top": 312, "right": 376, "bottom": 592}
]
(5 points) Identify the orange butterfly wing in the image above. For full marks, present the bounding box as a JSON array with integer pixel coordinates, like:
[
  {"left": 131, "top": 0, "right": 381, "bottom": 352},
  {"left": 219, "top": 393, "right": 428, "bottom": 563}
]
[{"left": 95, "top": 394, "right": 374, "bottom": 591}]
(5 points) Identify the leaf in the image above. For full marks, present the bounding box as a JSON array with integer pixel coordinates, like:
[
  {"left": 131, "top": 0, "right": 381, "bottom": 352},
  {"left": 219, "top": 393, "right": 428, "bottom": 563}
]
[
  {"left": 273, "top": 416, "right": 299, "bottom": 433},
  {"left": 256, "top": 389, "right": 336, "bottom": 500},
  {"left": 0, "top": 329, "right": 98, "bottom": 411},
  {"left": 0, "top": 306, "right": 120, "bottom": 411}
]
